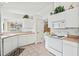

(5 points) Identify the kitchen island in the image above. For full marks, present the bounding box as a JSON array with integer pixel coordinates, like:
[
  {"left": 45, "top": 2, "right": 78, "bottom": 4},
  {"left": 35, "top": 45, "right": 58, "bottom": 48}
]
[{"left": 0, "top": 31, "right": 36, "bottom": 56}]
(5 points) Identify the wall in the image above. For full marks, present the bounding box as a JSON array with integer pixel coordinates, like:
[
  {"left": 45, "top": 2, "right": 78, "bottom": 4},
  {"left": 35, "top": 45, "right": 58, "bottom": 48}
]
[
  {"left": 38, "top": 2, "right": 54, "bottom": 19},
  {"left": 41, "top": 2, "right": 79, "bottom": 20},
  {"left": 1, "top": 8, "right": 23, "bottom": 32},
  {"left": 2, "top": 8, "right": 23, "bottom": 20}
]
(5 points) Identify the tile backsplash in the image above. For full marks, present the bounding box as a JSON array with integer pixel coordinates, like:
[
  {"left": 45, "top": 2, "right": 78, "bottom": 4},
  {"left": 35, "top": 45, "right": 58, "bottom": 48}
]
[
  {"left": 67, "top": 28, "right": 79, "bottom": 35},
  {"left": 53, "top": 28, "right": 79, "bottom": 36}
]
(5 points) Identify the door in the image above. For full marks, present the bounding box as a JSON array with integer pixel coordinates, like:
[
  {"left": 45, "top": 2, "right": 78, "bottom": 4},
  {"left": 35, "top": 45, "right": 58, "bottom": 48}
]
[{"left": 35, "top": 16, "right": 44, "bottom": 43}]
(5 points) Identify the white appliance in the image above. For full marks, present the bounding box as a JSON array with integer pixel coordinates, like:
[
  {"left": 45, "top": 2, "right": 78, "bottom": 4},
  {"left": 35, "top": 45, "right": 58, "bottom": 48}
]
[{"left": 44, "top": 35, "right": 63, "bottom": 56}]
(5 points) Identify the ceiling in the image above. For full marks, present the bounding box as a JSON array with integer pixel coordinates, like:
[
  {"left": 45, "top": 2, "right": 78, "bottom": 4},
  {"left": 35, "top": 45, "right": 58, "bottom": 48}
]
[
  {"left": 1, "top": 2, "right": 79, "bottom": 19},
  {"left": 2, "top": 2, "right": 54, "bottom": 17}
]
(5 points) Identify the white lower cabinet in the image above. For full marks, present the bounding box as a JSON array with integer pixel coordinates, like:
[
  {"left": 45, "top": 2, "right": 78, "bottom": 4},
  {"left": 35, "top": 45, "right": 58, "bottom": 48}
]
[
  {"left": 4, "top": 38, "right": 12, "bottom": 55},
  {"left": 18, "top": 34, "right": 36, "bottom": 47},
  {"left": 3, "top": 34, "right": 36, "bottom": 55},
  {"left": 4, "top": 36, "right": 18, "bottom": 55},
  {"left": 11, "top": 36, "right": 18, "bottom": 50},
  {"left": 44, "top": 36, "right": 79, "bottom": 56},
  {"left": 63, "top": 40, "right": 78, "bottom": 56}
]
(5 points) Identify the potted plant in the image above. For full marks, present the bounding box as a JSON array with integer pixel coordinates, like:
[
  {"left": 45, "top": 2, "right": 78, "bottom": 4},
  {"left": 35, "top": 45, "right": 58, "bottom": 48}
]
[
  {"left": 54, "top": 6, "right": 65, "bottom": 14},
  {"left": 23, "top": 15, "right": 29, "bottom": 19}
]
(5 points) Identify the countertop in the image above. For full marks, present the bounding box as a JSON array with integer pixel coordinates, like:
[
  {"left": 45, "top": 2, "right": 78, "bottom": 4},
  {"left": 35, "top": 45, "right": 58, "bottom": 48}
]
[
  {"left": 63, "top": 36, "right": 79, "bottom": 47},
  {"left": 63, "top": 37, "right": 79, "bottom": 43},
  {"left": 44, "top": 33, "right": 79, "bottom": 43},
  {"left": 64, "top": 35, "right": 79, "bottom": 43},
  {"left": 44, "top": 34, "right": 79, "bottom": 47},
  {"left": 0, "top": 31, "right": 35, "bottom": 39}
]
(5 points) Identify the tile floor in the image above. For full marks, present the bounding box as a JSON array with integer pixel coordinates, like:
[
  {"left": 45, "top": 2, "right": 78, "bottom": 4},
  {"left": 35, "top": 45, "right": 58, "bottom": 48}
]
[{"left": 19, "top": 43, "right": 55, "bottom": 56}]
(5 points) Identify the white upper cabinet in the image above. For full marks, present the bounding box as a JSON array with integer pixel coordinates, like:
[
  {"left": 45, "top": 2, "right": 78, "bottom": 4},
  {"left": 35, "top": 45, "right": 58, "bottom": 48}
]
[
  {"left": 48, "top": 7, "right": 79, "bottom": 28},
  {"left": 48, "top": 10, "right": 65, "bottom": 28}
]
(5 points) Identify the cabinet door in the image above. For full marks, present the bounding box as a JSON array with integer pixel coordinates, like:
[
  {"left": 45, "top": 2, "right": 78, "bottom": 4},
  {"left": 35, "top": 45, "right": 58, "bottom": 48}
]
[
  {"left": 48, "top": 12, "right": 65, "bottom": 29},
  {"left": 63, "top": 42, "right": 77, "bottom": 56},
  {"left": 11, "top": 36, "right": 18, "bottom": 50},
  {"left": 19, "top": 34, "right": 36, "bottom": 47},
  {"left": 4, "top": 36, "right": 18, "bottom": 55},
  {"left": 19, "top": 35, "right": 28, "bottom": 46},
  {"left": 4, "top": 38, "right": 12, "bottom": 55}
]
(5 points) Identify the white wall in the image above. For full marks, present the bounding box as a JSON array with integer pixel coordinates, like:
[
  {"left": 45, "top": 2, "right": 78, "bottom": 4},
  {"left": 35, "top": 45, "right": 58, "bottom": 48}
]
[
  {"left": 1, "top": 7, "right": 37, "bottom": 32},
  {"left": 1, "top": 7, "right": 23, "bottom": 32},
  {"left": 37, "top": 2, "right": 54, "bottom": 19},
  {"left": 41, "top": 2, "right": 79, "bottom": 20},
  {"left": 2, "top": 8, "right": 23, "bottom": 20}
]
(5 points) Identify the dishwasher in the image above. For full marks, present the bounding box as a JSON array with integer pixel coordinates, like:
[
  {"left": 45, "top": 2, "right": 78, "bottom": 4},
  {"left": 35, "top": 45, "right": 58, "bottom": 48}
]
[{"left": 44, "top": 36, "right": 64, "bottom": 56}]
